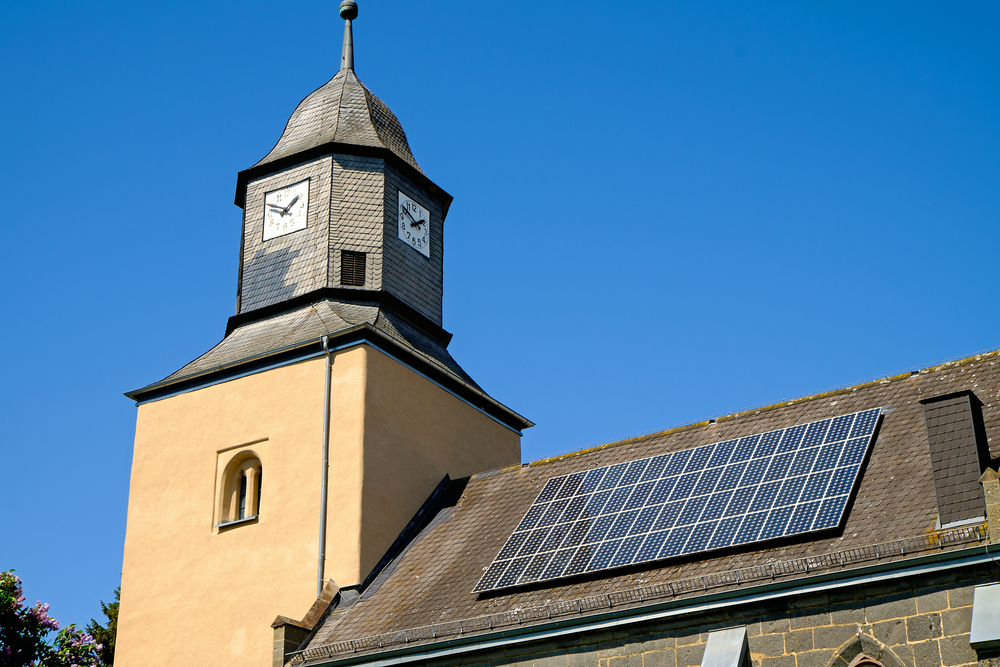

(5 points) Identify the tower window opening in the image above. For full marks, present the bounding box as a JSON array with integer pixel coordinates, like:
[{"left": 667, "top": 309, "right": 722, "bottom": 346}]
[
  {"left": 341, "top": 250, "right": 366, "bottom": 287},
  {"left": 219, "top": 455, "right": 262, "bottom": 527}
]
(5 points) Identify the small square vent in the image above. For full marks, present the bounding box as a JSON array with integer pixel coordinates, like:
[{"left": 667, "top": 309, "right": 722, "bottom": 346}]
[{"left": 341, "top": 251, "right": 366, "bottom": 287}]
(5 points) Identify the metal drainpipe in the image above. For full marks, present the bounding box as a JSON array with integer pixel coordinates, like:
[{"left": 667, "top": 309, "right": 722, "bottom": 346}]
[{"left": 317, "top": 335, "right": 333, "bottom": 596}]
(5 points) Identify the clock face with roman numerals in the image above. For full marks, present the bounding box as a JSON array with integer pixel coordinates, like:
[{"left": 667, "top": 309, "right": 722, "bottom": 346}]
[
  {"left": 397, "top": 191, "right": 430, "bottom": 258},
  {"left": 263, "top": 179, "right": 309, "bottom": 241}
]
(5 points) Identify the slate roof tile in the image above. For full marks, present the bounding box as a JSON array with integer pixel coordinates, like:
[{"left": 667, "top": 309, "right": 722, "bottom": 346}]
[{"left": 297, "top": 349, "right": 1000, "bottom": 662}]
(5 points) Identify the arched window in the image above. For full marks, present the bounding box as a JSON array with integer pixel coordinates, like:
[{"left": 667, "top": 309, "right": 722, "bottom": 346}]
[{"left": 220, "top": 455, "right": 262, "bottom": 525}]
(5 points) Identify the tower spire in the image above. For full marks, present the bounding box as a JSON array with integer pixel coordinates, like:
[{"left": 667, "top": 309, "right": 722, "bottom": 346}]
[{"left": 340, "top": 0, "right": 357, "bottom": 71}]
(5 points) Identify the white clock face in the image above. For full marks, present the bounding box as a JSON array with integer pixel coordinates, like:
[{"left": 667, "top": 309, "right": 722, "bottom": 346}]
[
  {"left": 263, "top": 179, "right": 310, "bottom": 241},
  {"left": 397, "top": 191, "right": 430, "bottom": 258}
]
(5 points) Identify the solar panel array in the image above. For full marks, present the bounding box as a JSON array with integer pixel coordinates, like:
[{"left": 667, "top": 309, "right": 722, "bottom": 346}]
[{"left": 474, "top": 408, "right": 881, "bottom": 593}]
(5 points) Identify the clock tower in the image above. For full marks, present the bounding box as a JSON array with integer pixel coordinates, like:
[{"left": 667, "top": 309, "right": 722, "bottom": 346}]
[{"left": 115, "top": 4, "right": 531, "bottom": 666}]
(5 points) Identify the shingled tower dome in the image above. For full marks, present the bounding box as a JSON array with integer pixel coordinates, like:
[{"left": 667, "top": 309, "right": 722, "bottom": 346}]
[{"left": 254, "top": 69, "right": 424, "bottom": 175}]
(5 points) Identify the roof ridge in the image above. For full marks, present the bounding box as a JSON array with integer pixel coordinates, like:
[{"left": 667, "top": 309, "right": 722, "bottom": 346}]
[{"left": 522, "top": 346, "right": 1000, "bottom": 469}]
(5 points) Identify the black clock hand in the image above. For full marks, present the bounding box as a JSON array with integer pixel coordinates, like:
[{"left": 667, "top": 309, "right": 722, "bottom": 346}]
[
  {"left": 285, "top": 195, "right": 300, "bottom": 211},
  {"left": 410, "top": 219, "right": 425, "bottom": 228},
  {"left": 401, "top": 206, "right": 418, "bottom": 223}
]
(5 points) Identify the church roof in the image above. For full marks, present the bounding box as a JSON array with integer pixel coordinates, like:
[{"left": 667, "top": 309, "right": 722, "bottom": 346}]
[
  {"left": 254, "top": 69, "right": 424, "bottom": 176},
  {"left": 291, "top": 349, "right": 1000, "bottom": 665}
]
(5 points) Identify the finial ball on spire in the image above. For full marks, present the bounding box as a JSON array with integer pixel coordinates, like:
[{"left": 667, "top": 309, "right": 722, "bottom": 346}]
[{"left": 339, "top": 0, "right": 358, "bottom": 20}]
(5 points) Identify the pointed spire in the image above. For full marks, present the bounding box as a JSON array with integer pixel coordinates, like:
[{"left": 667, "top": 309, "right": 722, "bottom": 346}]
[{"left": 340, "top": 0, "right": 358, "bottom": 71}]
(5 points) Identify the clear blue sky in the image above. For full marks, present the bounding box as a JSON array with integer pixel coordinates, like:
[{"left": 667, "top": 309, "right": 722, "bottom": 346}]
[{"left": 1, "top": 0, "right": 997, "bottom": 633}]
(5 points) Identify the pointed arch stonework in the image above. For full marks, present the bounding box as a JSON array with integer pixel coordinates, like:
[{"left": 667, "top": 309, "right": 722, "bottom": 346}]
[{"left": 826, "top": 634, "right": 907, "bottom": 667}]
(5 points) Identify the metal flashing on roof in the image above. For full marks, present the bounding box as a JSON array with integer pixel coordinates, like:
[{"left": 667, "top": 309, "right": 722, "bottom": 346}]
[
  {"left": 701, "top": 627, "right": 749, "bottom": 667},
  {"left": 475, "top": 408, "right": 881, "bottom": 593}
]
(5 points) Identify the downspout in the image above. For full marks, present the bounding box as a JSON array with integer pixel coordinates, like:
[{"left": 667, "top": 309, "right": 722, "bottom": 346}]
[{"left": 318, "top": 335, "right": 333, "bottom": 596}]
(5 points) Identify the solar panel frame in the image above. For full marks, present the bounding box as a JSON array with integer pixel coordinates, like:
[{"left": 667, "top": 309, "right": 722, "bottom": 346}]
[{"left": 474, "top": 407, "right": 881, "bottom": 593}]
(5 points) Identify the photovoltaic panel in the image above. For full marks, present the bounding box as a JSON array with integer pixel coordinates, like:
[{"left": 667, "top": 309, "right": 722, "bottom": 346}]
[{"left": 473, "top": 407, "right": 881, "bottom": 593}]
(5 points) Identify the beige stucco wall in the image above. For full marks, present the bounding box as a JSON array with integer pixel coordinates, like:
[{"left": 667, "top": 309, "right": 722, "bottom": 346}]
[{"left": 116, "top": 344, "right": 521, "bottom": 667}]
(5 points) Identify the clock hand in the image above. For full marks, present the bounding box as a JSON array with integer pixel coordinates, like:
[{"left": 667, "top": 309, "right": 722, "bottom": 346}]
[
  {"left": 401, "top": 206, "right": 418, "bottom": 223},
  {"left": 267, "top": 201, "right": 292, "bottom": 216},
  {"left": 285, "top": 195, "right": 300, "bottom": 211},
  {"left": 409, "top": 219, "right": 425, "bottom": 228}
]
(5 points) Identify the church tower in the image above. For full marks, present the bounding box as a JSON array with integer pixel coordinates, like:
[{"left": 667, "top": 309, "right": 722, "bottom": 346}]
[{"left": 115, "top": 4, "right": 531, "bottom": 666}]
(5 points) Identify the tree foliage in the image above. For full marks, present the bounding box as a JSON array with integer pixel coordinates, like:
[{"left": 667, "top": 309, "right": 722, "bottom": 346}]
[
  {"left": 0, "top": 571, "right": 101, "bottom": 667},
  {"left": 85, "top": 588, "right": 117, "bottom": 667}
]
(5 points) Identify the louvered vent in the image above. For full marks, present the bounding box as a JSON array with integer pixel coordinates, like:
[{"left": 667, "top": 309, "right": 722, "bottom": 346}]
[{"left": 341, "top": 250, "right": 366, "bottom": 287}]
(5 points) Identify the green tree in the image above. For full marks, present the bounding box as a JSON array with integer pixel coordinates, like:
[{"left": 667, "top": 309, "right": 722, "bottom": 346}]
[
  {"left": 85, "top": 588, "right": 117, "bottom": 667},
  {"left": 0, "top": 570, "right": 101, "bottom": 667}
]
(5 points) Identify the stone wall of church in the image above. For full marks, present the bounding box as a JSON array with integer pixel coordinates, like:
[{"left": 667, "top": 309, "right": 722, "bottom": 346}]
[{"left": 423, "top": 566, "right": 993, "bottom": 667}]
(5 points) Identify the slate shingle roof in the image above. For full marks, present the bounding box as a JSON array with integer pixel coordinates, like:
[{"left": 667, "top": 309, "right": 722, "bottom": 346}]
[
  {"left": 297, "top": 349, "right": 1000, "bottom": 663},
  {"left": 256, "top": 69, "right": 423, "bottom": 175},
  {"left": 135, "top": 298, "right": 479, "bottom": 393}
]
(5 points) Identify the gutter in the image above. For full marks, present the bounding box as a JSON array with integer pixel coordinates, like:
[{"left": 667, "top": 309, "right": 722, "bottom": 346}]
[{"left": 296, "top": 544, "right": 1000, "bottom": 667}]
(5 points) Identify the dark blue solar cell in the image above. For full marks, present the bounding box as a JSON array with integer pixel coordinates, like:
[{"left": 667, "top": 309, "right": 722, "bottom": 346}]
[
  {"left": 740, "top": 458, "right": 769, "bottom": 487},
  {"left": 785, "top": 502, "right": 820, "bottom": 535},
  {"left": 537, "top": 499, "right": 570, "bottom": 526},
  {"left": 802, "top": 420, "right": 831, "bottom": 448},
  {"left": 598, "top": 463, "right": 629, "bottom": 490},
  {"left": 541, "top": 523, "right": 571, "bottom": 552},
  {"left": 774, "top": 476, "right": 806, "bottom": 507},
  {"left": 708, "top": 440, "right": 737, "bottom": 467},
  {"left": 763, "top": 452, "right": 794, "bottom": 482},
  {"left": 555, "top": 473, "right": 584, "bottom": 499},
  {"left": 625, "top": 481, "right": 656, "bottom": 510},
  {"left": 813, "top": 442, "right": 843, "bottom": 472},
  {"left": 759, "top": 506, "right": 793, "bottom": 540},
  {"left": 725, "top": 486, "right": 756, "bottom": 517},
  {"left": 611, "top": 534, "right": 646, "bottom": 567},
  {"left": 577, "top": 467, "right": 607, "bottom": 495},
  {"left": 777, "top": 424, "right": 806, "bottom": 452},
  {"left": 664, "top": 450, "right": 692, "bottom": 477},
  {"left": 749, "top": 481, "right": 781, "bottom": 512},
  {"left": 670, "top": 472, "right": 700, "bottom": 500},
  {"left": 683, "top": 521, "right": 718, "bottom": 554},
  {"left": 541, "top": 548, "right": 575, "bottom": 579},
  {"left": 827, "top": 466, "right": 859, "bottom": 496},
  {"left": 602, "top": 486, "right": 633, "bottom": 515},
  {"left": 692, "top": 470, "right": 719, "bottom": 496},
  {"left": 560, "top": 495, "right": 589, "bottom": 523},
  {"left": 496, "top": 556, "right": 531, "bottom": 587},
  {"left": 475, "top": 561, "right": 509, "bottom": 591},
  {"left": 734, "top": 512, "right": 767, "bottom": 544},
  {"left": 497, "top": 532, "right": 529, "bottom": 560},
  {"left": 561, "top": 520, "right": 591, "bottom": 548},
  {"left": 517, "top": 527, "right": 551, "bottom": 556},
  {"left": 563, "top": 546, "right": 595, "bottom": 576},
  {"left": 789, "top": 448, "right": 819, "bottom": 476},
  {"left": 621, "top": 459, "right": 650, "bottom": 485},
  {"left": 516, "top": 505, "right": 546, "bottom": 532},
  {"left": 715, "top": 464, "right": 745, "bottom": 491},
  {"left": 850, "top": 408, "right": 880, "bottom": 438},
  {"left": 658, "top": 527, "right": 691, "bottom": 558},
  {"left": 731, "top": 435, "right": 760, "bottom": 462},
  {"left": 800, "top": 473, "right": 829, "bottom": 502},
  {"left": 708, "top": 516, "right": 742, "bottom": 550},
  {"left": 635, "top": 530, "right": 669, "bottom": 562},
  {"left": 685, "top": 445, "right": 715, "bottom": 472},
  {"left": 536, "top": 477, "right": 567, "bottom": 503},
  {"left": 583, "top": 515, "right": 616, "bottom": 544},
  {"left": 677, "top": 495, "right": 708, "bottom": 526},
  {"left": 701, "top": 491, "right": 732, "bottom": 521},
  {"left": 642, "top": 454, "right": 671, "bottom": 481},
  {"left": 606, "top": 510, "right": 640, "bottom": 540},
  {"left": 839, "top": 438, "right": 869, "bottom": 466},
  {"left": 647, "top": 477, "right": 676, "bottom": 505},
  {"left": 629, "top": 505, "right": 662, "bottom": 535},
  {"left": 825, "top": 414, "right": 854, "bottom": 443},
  {"left": 753, "top": 431, "right": 782, "bottom": 459},
  {"left": 652, "top": 501, "right": 684, "bottom": 531},
  {"left": 813, "top": 496, "right": 848, "bottom": 529},
  {"left": 583, "top": 490, "right": 612, "bottom": 518},
  {"left": 519, "top": 552, "right": 553, "bottom": 584},
  {"left": 587, "top": 539, "right": 623, "bottom": 571}
]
